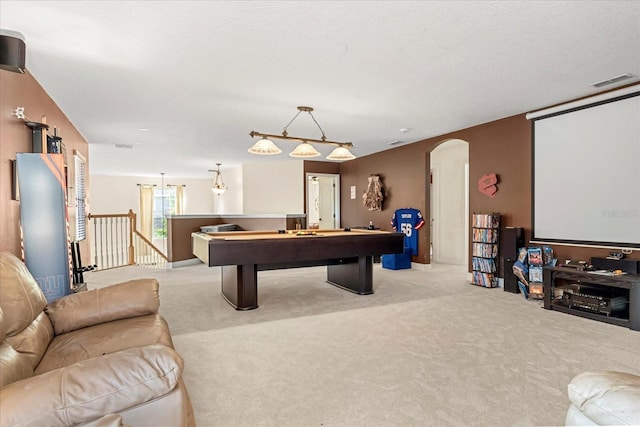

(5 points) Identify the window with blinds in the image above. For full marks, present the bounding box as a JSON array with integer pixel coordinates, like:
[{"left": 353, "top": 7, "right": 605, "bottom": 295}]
[{"left": 74, "top": 153, "right": 87, "bottom": 241}]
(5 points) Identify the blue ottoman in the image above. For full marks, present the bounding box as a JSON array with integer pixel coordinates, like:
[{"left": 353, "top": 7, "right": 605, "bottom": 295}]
[{"left": 382, "top": 249, "right": 412, "bottom": 270}]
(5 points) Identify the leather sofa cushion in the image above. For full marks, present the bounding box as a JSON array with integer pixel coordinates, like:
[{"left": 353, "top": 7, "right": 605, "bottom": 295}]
[
  {"left": 0, "top": 252, "right": 48, "bottom": 337},
  {"left": 0, "top": 341, "right": 33, "bottom": 388},
  {"left": 45, "top": 279, "right": 160, "bottom": 335},
  {"left": 4, "top": 311, "right": 54, "bottom": 372},
  {"left": 0, "top": 345, "right": 183, "bottom": 427},
  {"left": 35, "top": 314, "right": 174, "bottom": 375},
  {"left": 567, "top": 370, "right": 640, "bottom": 426}
]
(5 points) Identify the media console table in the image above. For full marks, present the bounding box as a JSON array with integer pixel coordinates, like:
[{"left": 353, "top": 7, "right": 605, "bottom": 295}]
[{"left": 543, "top": 267, "right": 640, "bottom": 331}]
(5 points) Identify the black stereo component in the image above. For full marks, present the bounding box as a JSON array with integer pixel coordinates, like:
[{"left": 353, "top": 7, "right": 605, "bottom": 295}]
[
  {"left": 590, "top": 257, "right": 639, "bottom": 274},
  {"left": 562, "top": 291, "right": 627, "bottom": 316}
]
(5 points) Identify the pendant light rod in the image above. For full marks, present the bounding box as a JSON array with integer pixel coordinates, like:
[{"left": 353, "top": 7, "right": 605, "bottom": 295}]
[{"left": 249, "top": 131, "right": 353, "bottom": 148}]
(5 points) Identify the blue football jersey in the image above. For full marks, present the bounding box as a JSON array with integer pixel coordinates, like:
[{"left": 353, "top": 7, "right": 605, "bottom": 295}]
[{"left": 391, "top": 208, "right": 425, "bottom": 255}]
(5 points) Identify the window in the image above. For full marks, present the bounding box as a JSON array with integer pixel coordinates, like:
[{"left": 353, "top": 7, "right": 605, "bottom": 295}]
[
  {"left": 74, "top": 153, "right": 87, "bottom": 241},
  {"left": 153, "top": 187, "right": 176, "bottom": 238}
]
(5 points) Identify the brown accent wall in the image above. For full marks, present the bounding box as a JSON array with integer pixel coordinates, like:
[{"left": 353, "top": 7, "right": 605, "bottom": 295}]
[
  {"left": 0, "top": 70, "right": 90, "bottom": 261},
  {"left": 340, "top": 113, "right": 639, "bottom": 268}
]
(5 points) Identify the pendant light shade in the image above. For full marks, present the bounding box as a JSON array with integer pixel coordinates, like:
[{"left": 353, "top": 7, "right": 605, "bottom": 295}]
[
  {"left": 289, "top": 142, "right": 321, "bottom": 158},
  {"left": 326, "top": 146, "right": 356, "bottom": 161},
  {"left": 248, "top": 137, "right": 282, "bottom": 155}
]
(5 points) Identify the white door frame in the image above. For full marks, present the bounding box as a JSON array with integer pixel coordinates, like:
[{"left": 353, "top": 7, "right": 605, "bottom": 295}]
[
  {"left": 306, "top": 173, "right": 340, "bottom": 229},
  {"left": 429, "top": 140, "right": 469, "bottom": 266}
]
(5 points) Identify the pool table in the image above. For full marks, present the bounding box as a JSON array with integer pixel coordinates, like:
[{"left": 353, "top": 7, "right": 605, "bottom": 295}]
[{"left": 206, "top": 228, "right": 405, "bottom": 310}]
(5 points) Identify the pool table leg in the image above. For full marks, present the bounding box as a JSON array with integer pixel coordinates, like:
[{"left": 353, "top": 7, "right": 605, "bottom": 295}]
[
  {"left": 221, "top": 264, "right": 259, "bottom": 310},
  {"left": 326, "top": 256, "right": 374, "bottom": 295}
]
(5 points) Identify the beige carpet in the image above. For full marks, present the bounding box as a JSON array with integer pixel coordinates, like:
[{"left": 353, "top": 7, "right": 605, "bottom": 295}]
[{"left": 89, "top": 263, "right": 640, "bottom": 427}]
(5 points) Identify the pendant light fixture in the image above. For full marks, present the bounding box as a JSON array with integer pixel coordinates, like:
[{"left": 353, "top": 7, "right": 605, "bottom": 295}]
[
  {"left": 249, "top": 106, "right": 355, "bottom": 161},
  {"left": 209, "top": 163, "right": 227, "bottom": 195}
]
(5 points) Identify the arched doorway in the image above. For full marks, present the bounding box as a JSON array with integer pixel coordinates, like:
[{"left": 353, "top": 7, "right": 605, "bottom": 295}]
[{"left": 430, "top": 139, "right": 469, "bottom": 266}]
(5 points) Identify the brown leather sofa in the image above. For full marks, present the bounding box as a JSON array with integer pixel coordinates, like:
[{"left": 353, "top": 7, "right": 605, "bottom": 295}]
[{"left": 0, "top": 252, "right": 195, "bottom": 426}]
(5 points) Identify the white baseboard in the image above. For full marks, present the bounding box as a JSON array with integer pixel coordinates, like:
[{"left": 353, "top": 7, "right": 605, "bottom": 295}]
[
  {"left": 411, "top": 262, "right": 432, "bottom": 271},
  {"left": 167, "top": 258, "right": 203, "bottom": 269}
]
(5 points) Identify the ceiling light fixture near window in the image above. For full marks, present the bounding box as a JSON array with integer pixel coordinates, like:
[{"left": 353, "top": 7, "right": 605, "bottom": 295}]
[
  {"left": 209, "top": 163, "right": 227, "bottom": 195},
  {"left": 249, "top": 106, "right": 356, "bottom": 161}
]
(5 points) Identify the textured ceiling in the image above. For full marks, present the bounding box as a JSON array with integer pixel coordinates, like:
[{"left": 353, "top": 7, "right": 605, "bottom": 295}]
[{"left": 2, "top": 1, "right": 639, "bottom": 178}]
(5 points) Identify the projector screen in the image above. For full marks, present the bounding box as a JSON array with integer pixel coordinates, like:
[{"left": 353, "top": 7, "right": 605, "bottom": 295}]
[{"left": 531, "top": 89, "right": 640, "bottom": 249}]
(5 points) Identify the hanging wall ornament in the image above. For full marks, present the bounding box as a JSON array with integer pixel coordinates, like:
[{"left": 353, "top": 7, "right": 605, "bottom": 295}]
[
  {"left": 363, "top": 175, "right": 384, "bottom": 211},
  {"left": 478, "top": 173, "right": 499, "bottom": 197}
]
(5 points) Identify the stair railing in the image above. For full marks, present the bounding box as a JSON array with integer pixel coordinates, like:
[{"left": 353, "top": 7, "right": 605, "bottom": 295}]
[{"left": 88, "top": 210, "right": 167, "bottom": 270}]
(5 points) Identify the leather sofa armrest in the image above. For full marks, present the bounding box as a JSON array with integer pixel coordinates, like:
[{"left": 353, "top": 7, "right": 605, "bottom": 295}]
[
  {"left": 0, "top": 345, "right": 182, "bottom": 427},
  {"left": 45, "top": 279, "right": 160, "bottom": 335},
  {"left": 567, "top": 370, "right": 640, "bottom": 426}
]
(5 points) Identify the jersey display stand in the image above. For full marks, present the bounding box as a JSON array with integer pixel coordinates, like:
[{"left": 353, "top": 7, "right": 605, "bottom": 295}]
[
  {"left": 471, "top": 213, "right": 500, "bottom": 287},
  {"left": 383, "top": 207, "right": 425, "bottom": 270}
]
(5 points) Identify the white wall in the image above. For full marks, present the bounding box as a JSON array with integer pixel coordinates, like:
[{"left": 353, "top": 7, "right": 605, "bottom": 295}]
[
  {"left": 431, "top": 139, "right": 469, "bottom": 265},
  {"left": 242, "top": 161, "right": 304, "bottom": 214},
  {"left": 91, "top": 161, "right": 303, "bottom": 216},
  {"left": 90, "top": 175, "right": 216, "bottom": 215},
  {"left": 212, "top": 165, "right": 243, "bottom": 214}
]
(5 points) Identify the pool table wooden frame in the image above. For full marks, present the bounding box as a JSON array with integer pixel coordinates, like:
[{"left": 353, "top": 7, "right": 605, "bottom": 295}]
[{"left": 206, "top": 229, "right": 405, "bottom": 310}]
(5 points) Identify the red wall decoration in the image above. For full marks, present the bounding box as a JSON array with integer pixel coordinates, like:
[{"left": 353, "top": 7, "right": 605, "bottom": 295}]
[{"left": 478, "top": 173, "right": 499, "bottom": 197}]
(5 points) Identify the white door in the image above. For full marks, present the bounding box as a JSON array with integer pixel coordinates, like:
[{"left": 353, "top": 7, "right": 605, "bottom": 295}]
[{"left": 306, "top": 174, "right": 340, "bottom": 229}]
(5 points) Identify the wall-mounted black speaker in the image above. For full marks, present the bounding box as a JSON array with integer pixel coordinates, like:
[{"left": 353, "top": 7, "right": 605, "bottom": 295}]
[{"left": 0, "top": 31, "right": 26, "bottom": 74}]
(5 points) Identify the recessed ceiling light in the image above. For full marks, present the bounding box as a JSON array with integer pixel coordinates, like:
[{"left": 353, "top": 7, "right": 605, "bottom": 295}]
[
  {"left": 137, "top": 128, "right": 148, "bottom": 132},
  {"left": 399, "top": 128, "right": 410, "bottom": 133}
]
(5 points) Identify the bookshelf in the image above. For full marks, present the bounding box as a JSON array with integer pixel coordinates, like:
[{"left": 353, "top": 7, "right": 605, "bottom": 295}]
[{"left": 471, "top": 213, "right": 500, "bottom": 287}]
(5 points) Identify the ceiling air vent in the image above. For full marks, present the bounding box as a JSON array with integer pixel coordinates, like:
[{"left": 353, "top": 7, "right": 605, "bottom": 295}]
[
  {"left": 592, "top": 73, "right": 635, "bottom": 88},
  {"left": 388, "top": 140, "right": 404, "bottom": 146},
  {"left": 114, "top": 144, "right": 134, "bottom": 149}
]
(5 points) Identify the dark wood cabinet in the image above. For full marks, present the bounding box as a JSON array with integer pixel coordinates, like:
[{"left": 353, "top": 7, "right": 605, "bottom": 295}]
[{"left": 543, "top": 266, "right": 640, "bottom": 331}]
